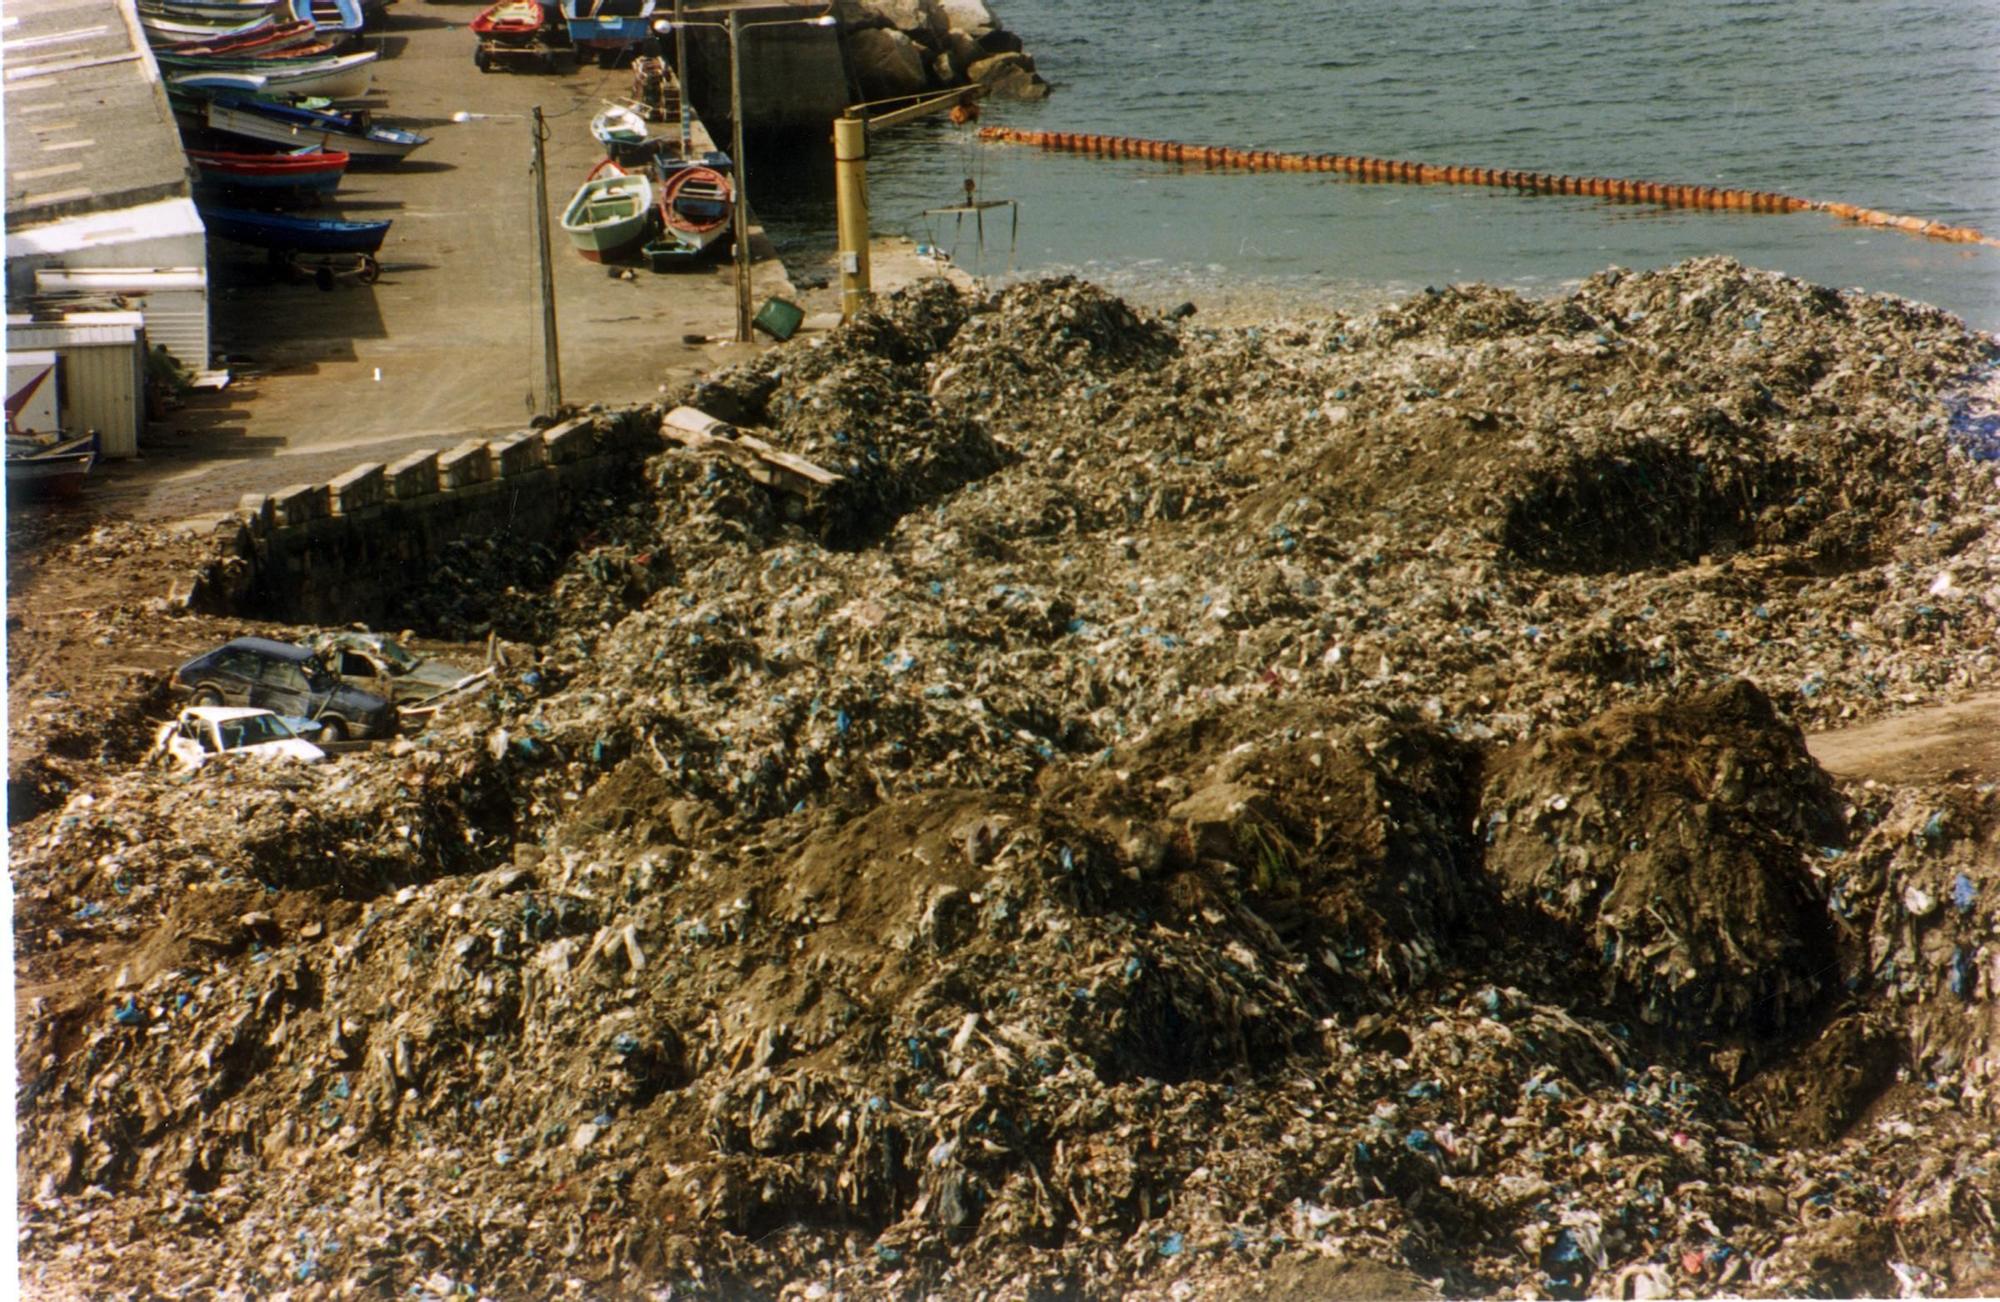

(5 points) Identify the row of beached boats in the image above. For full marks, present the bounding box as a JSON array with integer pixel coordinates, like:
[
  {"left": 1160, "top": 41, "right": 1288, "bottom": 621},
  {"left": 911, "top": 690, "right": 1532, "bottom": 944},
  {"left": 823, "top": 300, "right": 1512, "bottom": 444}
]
[
  {"left": 562, "top": 104, "right": 736, "bottom": 267},
  {"left": 143, "top": 0, "right": 433, "bottom": 268},
  {"left": 465, "top": 0, "right": 660, "bottom": 68}
]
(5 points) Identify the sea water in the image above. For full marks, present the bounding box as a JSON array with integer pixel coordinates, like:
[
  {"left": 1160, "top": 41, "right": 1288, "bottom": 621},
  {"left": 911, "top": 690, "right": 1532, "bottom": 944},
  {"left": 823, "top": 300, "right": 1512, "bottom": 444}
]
[{"left": 760, "top": 0, "right": 2000, "bottom": 330}]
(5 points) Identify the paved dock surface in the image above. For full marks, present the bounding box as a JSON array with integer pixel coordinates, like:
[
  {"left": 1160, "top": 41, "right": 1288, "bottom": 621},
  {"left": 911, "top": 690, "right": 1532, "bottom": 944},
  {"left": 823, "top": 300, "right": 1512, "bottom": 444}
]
[{"left": 103, "top": 0, "right": 820, "bottom": 520}]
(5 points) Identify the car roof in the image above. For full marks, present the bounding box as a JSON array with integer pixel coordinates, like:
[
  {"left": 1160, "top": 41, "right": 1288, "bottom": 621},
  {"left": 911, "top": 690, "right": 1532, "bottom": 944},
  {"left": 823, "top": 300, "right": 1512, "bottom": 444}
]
[
  {"left": 220, "top": 636, "right": 319, "bottom": 662},
  {"left": 181, "top": 706, "right": 279, "bottom": 722}
]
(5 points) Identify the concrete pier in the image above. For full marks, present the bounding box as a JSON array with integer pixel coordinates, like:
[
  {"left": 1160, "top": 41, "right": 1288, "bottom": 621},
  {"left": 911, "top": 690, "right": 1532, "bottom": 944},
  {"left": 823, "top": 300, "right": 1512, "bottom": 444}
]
[{"left": 153, "top": 0, "right": 801, "bottom": 507}]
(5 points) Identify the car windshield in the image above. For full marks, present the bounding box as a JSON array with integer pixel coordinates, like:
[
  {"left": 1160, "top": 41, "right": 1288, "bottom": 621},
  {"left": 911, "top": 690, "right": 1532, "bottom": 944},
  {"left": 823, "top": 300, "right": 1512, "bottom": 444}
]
[
  {"left": 218, "top": 715, "right": 296, "bottom": 749},
  {"left": 373, "top": 639, "right": 420, "bottom": 672}
]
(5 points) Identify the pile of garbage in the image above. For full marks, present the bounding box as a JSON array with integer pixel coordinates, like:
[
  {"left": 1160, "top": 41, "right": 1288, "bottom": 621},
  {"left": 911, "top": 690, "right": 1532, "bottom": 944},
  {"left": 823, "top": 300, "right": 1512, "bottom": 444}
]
[{"left": 15, "top": 258, "right": 2000, "bottom": 1298}]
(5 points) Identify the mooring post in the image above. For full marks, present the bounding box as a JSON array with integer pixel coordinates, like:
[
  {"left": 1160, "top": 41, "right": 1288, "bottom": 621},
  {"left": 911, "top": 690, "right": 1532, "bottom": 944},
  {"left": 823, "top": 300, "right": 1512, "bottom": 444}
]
[{"left": 833, "top": 113, "right": 872, "bottom": 320}]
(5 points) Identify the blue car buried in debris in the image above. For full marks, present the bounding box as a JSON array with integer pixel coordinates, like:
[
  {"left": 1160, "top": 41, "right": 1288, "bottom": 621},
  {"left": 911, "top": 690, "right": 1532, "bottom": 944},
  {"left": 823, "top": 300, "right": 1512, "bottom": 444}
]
[{"left": 171, "top": 636, "right": 398, "bottom": 740}]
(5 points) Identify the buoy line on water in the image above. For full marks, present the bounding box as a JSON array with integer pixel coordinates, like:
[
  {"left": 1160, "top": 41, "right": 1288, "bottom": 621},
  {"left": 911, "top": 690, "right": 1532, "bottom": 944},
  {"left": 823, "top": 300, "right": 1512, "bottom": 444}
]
[{"left": 976, "top": 125, "right": 2000, "bottom": 249}]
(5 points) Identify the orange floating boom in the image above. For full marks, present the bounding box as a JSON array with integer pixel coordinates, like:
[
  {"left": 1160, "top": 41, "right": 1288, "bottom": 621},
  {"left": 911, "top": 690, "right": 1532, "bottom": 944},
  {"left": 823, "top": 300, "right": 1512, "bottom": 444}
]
[{"left": 976, "top": 125, "right": 2000, "bottom": 249}]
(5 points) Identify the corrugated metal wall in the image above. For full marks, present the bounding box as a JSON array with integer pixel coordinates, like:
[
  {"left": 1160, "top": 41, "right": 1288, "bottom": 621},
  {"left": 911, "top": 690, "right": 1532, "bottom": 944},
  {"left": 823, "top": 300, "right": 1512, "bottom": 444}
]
[
  {"left": 55, "top": 342, "right": 144, "bottom": 459},
  {"left": 131, "top": 288, "right": 206, "bottom": 369},
  {"left": 32, "top": 269, "right": 209, "bottom": 369},
  {"left": 8, "top": 319, "right": 146, "bottom": 459}
]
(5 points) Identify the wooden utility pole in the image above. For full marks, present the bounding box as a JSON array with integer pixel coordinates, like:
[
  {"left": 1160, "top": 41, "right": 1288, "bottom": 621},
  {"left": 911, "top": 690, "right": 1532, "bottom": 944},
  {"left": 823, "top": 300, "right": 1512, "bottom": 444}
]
[
  {"left": 728, "top": 9, "right": 752, "bottom": 342},
  {"left": 529, "top": 105, "right": 562, "bottom": 412}
]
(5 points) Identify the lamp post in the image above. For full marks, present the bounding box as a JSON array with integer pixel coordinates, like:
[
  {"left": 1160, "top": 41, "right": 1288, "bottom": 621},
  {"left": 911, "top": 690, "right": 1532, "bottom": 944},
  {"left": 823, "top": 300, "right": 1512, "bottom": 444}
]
[{"left": 654, "top": 8, "right": 837, "bottom": 343}]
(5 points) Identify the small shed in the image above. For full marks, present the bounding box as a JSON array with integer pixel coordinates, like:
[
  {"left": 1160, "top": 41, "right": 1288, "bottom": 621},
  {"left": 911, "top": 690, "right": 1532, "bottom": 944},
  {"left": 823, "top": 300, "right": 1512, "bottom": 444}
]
[
  {"left": 33, "top": 266, "right": 209, "bottom": 371},
  {"left": 4, "top": 311, "right": 146, "bottom": 459}
]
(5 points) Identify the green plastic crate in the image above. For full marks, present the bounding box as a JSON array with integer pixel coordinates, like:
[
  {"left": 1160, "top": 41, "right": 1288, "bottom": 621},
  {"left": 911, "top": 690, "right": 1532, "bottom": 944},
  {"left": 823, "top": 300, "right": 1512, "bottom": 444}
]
[{"left": 752, "top": 296, "right": 804, "bottom": 342}]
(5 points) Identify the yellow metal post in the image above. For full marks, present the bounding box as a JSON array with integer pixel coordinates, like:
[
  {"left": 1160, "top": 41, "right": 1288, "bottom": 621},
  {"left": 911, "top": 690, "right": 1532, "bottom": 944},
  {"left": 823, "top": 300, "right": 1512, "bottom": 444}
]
[{"left": 833, "top": 113, "right": 871, "bottom": 320}]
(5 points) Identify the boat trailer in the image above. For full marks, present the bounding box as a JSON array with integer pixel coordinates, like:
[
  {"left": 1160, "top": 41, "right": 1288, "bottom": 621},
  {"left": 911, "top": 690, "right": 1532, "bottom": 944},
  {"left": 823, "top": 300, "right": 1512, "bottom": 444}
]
[
  {"left": 272, "top": 248, "right": 382, "bottom": 290},
  {"left": 474, "top": 34, "right": 571, "bottom": 72}
]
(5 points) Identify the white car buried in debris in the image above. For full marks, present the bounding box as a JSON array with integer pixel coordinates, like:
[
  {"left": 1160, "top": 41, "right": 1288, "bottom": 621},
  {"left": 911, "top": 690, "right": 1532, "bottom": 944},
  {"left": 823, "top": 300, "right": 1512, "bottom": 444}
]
[{"left": 151, "top": 707, "right": 329, "bottom": 772}]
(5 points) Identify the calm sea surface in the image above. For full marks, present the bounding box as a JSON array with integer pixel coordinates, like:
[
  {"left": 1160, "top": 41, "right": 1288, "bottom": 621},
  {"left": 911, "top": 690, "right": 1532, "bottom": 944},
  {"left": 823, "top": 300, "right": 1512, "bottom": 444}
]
[{"left": 760, "top": 0, "right": 2000, "bottom": 331}]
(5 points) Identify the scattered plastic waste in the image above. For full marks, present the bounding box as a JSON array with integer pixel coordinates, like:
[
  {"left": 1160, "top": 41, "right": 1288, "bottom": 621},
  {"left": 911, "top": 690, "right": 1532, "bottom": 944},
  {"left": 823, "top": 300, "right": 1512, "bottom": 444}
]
[{"left": 12, "top": 260, "right": 2000, "bottom": 1298}]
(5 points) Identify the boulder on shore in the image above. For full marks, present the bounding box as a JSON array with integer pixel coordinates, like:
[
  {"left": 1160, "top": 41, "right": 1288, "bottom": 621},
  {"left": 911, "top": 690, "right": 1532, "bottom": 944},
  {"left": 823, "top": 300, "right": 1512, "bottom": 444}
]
[
  {"left": 967, "top": 49, "right": 1048, "bottom": 99},
  {"left": 849, "top": 27, "right": 931, "bottom": 97},
  {"left": 853, "top": 0, "right": 946, "bottom": 39},
  {"left": 943, "top": 29, "right": 982, "bottom": 74},
  {"left": 939, "top": 0, "right": 994, "bottom": 35}
]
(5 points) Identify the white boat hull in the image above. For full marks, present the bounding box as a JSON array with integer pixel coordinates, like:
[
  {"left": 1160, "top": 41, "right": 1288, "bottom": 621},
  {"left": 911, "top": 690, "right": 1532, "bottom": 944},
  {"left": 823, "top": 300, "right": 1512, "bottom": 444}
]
[
  {"left": 206, "top": 99, "right": 418, "bottom": 159},
  {"left": 257, "top": 51, "right": 376, "bottom": 100},
  {"left": 560, "top": 173, "right": 655, "bottom": 262}
]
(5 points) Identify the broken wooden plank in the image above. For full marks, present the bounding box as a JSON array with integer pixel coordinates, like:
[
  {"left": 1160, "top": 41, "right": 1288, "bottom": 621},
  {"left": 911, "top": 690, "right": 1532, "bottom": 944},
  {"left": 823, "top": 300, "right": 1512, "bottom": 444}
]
[{"left": 661, "top": 405, "right": 843, "bottom": 498}]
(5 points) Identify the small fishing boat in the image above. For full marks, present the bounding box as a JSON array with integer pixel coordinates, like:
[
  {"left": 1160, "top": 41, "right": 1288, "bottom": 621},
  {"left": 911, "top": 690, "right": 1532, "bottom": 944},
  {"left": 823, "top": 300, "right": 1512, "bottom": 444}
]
[
  {"left": 137, "top": 9, "right": 275, "bottom": 42},
  {"left": 559, "top": 170, "right": 654, "bottom": 262},
  {"left": 158, "top": 19, "right": 325, "bottom": 55},
  {"left": 155, "top": 38, "right": 349, "bottom": 69},
  {"left": 137, "top": 0, "right": 281, "bottom": 31},
  {"left": 471, "top": 0, "right": 543, "bottom": 37},
  {"left": 197, "top": 33, "right": 346, "bottom": 58},
  {"left": 656, "top": 164, "right": 732, "bottom": 256},
  {"left": 137, "top": 0, "right": 282, "bottom": 19},
  {"left": 187, "top": 146, "right": 350, "bottom": 200},
  {"left": 199, "top": 201, "right": 391, "bottom": 254},
  {"left": 561, "top": 0, "right": 655, "bottom": 57},
  {"left": 205, "top": 96, "right": 429, "bottom": 162},
  {"left": 170, "top": 51, "right": 377, "bottom": 101},
  {"left": 5, "top": 433, "right": 99, "bottom": 497},
  {"left": 590, "top": 103, "right": 650, "bottom": 162},
  {"left": 289, "top": 0, "right": 365, "bottom": 32}
]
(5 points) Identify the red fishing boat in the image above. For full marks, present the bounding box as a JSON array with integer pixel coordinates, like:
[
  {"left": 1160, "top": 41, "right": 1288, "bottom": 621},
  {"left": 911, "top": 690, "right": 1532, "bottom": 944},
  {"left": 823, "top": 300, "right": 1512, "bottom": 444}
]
[
  {"left": 161, "top": 19, "right": 324, "bottom": 56},
  {"left": 186, "top": 147, "right": 351, "bottom": 198},
  {"left": 658, "top": 165, "right": 733, "bottom": 254},
  {"left": 470, "top": 0, "right": 543, "bottom": 37}
]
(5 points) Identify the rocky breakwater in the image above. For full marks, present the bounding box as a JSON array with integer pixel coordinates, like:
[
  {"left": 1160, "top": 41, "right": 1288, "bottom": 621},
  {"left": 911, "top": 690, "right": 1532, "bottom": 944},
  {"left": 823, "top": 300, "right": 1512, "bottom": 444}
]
[{"left": 838, "top": 0, "right": 1050, "bottom": 105}]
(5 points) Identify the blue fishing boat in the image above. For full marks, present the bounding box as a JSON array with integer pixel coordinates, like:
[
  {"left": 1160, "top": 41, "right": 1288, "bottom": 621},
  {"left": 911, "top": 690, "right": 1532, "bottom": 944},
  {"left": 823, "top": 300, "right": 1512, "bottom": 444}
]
[
  {"left": 198, "top": 201, "right": 390, "bottom": 254},
  {"left": 205, "top": 95, "right": 428, "bottom": 161},
  {"left": 289, "top": 0, "right": 365, "bottom": 32},
  {"left": 561, "top": 0, "right": 654, "bottom": 59}
]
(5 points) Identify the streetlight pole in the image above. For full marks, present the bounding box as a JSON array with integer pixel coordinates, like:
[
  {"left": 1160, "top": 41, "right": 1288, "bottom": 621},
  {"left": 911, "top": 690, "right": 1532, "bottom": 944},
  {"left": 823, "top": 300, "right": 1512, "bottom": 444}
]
[
  {"left": 654, "top": 10, "right": 837, "bottom": 345},
  {"left": 672, "top": 0, "right": 689, "bottom": 156}
]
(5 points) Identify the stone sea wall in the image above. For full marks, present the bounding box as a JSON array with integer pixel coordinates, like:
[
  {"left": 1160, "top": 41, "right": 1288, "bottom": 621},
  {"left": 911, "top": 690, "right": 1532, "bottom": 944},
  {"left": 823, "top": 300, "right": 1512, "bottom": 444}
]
[
  {"left": 173, "top": 408, "right": 662, "bottom": 625},
  {"left": 837, "top": 0, "right": 1049, "bottom": 104}
]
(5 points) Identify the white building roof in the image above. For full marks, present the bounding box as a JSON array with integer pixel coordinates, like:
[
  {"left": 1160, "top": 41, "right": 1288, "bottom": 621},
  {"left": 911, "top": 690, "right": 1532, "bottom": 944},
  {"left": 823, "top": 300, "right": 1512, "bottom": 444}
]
[
  {"left": 3, "top": 0, "right": 191, "bottom": 229},
  {"left": 4, "top": 196, "right": 205, "bottom": 259}
]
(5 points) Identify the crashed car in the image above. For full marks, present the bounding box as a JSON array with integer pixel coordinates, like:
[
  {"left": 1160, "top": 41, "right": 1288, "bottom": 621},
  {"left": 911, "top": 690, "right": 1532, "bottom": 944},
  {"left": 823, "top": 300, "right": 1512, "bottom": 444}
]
[
  {"left": 308, "top": 630, "right": 486, "bottom": 705},
  {"left": 151, "top": 707, "right": 328, "bottom": 771},
  {"left": 171, "top": 636, "right": 397, "bottom": 740}
]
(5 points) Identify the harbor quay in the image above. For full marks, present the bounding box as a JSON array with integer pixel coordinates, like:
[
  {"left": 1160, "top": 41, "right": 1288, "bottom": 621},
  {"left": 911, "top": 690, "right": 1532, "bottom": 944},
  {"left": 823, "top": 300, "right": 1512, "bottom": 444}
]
[{"left": 89, "top": 0, "right": 944, "bottom": 524}]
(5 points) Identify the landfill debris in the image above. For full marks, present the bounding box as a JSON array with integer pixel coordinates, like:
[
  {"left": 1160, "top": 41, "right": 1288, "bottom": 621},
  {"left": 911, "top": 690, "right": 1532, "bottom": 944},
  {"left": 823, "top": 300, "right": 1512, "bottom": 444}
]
[{"left": 13, "top": 257, "right": 2000, "bottom": 1298}]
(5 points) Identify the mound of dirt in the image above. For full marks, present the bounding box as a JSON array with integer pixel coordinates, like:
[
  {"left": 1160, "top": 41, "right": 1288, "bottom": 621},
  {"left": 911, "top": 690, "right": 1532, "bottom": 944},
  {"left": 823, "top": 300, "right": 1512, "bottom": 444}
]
[
  {"left": 14, "top": 260, "right": 2000, "bottom": 1299},
  {"left": 1481, "top": 678, "right": 1842, "bottom": 1035}
]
